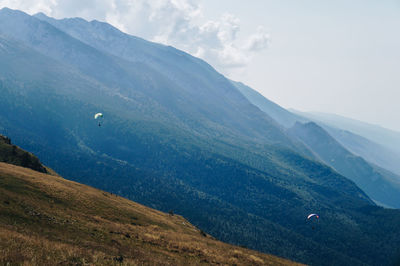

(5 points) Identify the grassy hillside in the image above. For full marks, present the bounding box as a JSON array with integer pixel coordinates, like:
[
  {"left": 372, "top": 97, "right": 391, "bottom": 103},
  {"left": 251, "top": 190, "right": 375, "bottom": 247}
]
[{"left": 0, "top": 162, "right": 299, "bottom": 265}]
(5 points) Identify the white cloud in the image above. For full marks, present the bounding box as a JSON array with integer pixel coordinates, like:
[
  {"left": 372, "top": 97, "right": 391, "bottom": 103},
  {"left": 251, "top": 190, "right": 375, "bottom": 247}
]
[
  {"left": 245, "top": 26, "right": 269, "bottom": 52},
  {"left": 0, "top": 0, "right": 269, "bottom": 76},
  {"left": 0, "top": 0, "right": 57, "bottom": 15}
]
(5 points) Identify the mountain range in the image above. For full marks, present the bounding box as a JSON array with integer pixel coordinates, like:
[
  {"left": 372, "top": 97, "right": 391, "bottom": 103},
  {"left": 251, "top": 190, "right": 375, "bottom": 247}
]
[
  {"left": 295, "top": 111, "right": 400, "bottom": 154},
  {"left": 1, "top": 7, "right": 400, "bottom": 265},
  {"left": 234, "top": 80, "right": 400, "bottom": 208},
  {"left": 292, "top": 110, "right": 400, "bottom": 176}
]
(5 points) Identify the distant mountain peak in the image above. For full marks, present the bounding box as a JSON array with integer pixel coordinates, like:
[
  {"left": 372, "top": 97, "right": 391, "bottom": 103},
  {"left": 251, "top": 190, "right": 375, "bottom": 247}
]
[
  {"left": 34, "top": 12, "right": 92, "bottom": 25},
  {"left": 32, "top": 11, "right": 46, "bottom": 19},
  {"left": 0, "top": 7, "right": 13, "bottom": 12},
  {"left": 0, "top": 7, "right": 30, "bottom": 17}
]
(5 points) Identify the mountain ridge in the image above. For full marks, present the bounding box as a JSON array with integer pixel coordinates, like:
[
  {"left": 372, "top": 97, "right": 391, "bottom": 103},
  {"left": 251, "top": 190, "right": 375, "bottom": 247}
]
[
  {"left": 288, "top": 121, "right": 400, "bottom": 208},
  {"left": 292, "top": 110, "right": 400, "bottom": 154},
  {"left": 32, "top": 10, "right": 314, "bottom": 153},
  {"left": 233, "top": 79, "right": 400, "bottom": 208},
  {"left": 231, "top": 79, "right": 400, "bottom": 176}
]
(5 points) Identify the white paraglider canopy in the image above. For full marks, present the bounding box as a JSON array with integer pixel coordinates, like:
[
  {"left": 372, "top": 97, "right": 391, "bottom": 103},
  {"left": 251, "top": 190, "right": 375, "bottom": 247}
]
[
  {"left": 94, "top": 113, "right": 103, "bottom": 119},
  {"left": 307, "top": 213, "right": 319, "bottom": 220},
  {"left": 94, "top": 113, "right": 104, "bottom": 127}
]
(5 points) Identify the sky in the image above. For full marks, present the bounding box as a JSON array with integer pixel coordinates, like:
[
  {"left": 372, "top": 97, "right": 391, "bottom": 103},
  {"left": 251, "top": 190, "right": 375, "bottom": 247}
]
[{"left": 1, "top": 0, "right": 399, "bottom": 131}]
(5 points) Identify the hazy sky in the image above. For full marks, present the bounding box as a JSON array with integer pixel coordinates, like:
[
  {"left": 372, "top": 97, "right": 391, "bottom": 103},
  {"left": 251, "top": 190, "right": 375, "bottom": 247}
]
[
  {"left": 1, "top": 0, "right": 399, "bottom": 131},
  {"left": 204, "top": 0, "right": 400, "bottom": 132}
]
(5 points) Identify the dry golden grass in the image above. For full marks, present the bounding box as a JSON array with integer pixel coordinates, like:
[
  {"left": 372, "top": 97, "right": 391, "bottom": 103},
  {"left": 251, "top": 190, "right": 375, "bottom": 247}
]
[{"left": 0, "top": 162, "right": 302, "bottom": 265}]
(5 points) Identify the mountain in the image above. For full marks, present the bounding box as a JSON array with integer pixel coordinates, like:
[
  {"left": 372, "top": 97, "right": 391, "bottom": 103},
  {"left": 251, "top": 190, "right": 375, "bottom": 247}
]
[
  {"left": 288, "top": 122, "right": 400, "bottom": 208},
  {"left": 321, "top": 125, "right": 400, "bottom": 176},
  {"left": 0, "top": 143, "right": 299, "bottom": 265},
  {"left": 0, "top": 7, "right": 309, "bottom": 151},
  {"left": 289, "top": 110, "right": 400, "bottom": 176},
  {"left": 231, "top": 80, "right": 306, "bottom": 128},
  {"left": 235, "top": 80, "right": 400, "bottom": 187},
  {"left": 1, "top": 8, "right": 400, "bottom": 265},
  {"left": 293, "top": 111, "right": 400, "bottom": 155}
]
